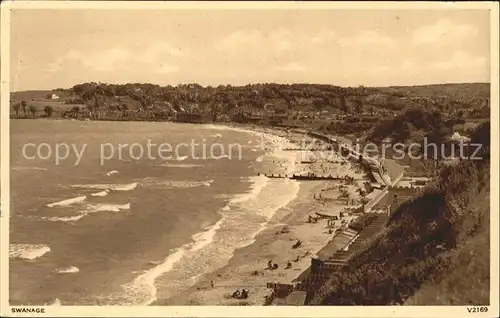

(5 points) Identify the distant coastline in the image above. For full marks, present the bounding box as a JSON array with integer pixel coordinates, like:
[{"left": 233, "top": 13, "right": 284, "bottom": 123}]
[{"left": 9, "top": 82, "right": 490, "bottom": 139}]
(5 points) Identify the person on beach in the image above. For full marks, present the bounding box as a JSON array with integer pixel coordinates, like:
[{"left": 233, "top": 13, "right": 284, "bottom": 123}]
[
  {"left": 232, "top": 290, "right": 241, "bottom": 298},
  {"left": 241, "top": 289, "right": 249, "bottom": 299},
  {"left": 210, "top": 280, "right": 214, "bottom": 288},
  {"left": 292, "top": 240, "right": 302, "bottom": 249}
]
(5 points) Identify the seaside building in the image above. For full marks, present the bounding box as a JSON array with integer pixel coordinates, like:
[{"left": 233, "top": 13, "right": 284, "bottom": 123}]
[
  {"left": 264, "top": 149, "right": 433, "bottom": 305},
  {"left": 266, "top": 213, "right": 389, "bottom": 305}
]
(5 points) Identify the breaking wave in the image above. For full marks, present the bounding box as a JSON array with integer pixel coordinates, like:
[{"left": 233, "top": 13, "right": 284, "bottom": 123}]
[
  {"left": 40, "top": 215, "right": 85, "bottom": 222},
  {"left": 45, "top": 298, "right": 62, "bottom": 306},
  {"left": 12, "top": 166, "right": 48, "bottom": 171},
  {"left": 41, "top": 203, "right": 130, "bottom": 223},
  {"left": 171, "top": 156, "right": 188, "bottom": 161},
  {"left": 141, "top": 178, "right": 213, "bottom": 189},
  {"left": 84, "top": 203, "right": 131, "bottom": 213},
  {"left": 46, "top": 196, "right": 87, "bottom": 208},
  {"left": 71, "top": 182, "right": 138, "bottom": 192},
  {"left": 55, "top": 266, "right": 80, "bottom": 274},
  {"left": 158, "top": 163, "right": 203, "bottom": 168},
  {"left": 113, "top": 174, "right": 299, "bottom": 305},
  {"left": 105, "top": 170, "right": 119, "bottom": 176},
  {"left": 90, "top": 190, "right": 109, "bottom": 197},
  {"left": 9, "top": 244, "right": 51, "bottom": 260}
]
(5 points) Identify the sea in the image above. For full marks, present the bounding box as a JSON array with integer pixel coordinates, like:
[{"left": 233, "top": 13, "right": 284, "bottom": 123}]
[{"left": 9, "top": 120, "right": 299, "bottom": 306}]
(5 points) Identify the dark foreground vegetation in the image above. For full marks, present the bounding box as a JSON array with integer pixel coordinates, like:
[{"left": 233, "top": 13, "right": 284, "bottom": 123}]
[{"left": 310, "top": 122, "right": 490, "bottom": 305}]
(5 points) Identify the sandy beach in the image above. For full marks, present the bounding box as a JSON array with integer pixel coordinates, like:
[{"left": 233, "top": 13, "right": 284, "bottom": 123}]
[{"left": 153, "top": 126, "right": 368, "bottom": 305}]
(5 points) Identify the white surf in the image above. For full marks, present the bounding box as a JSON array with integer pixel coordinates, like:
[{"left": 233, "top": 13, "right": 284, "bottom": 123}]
[
  {"left": 9, "top": 244, "right": 51, "bottom": 260},
  {"left": 46, "top": 196, "right": 87, "bottom": 208}
]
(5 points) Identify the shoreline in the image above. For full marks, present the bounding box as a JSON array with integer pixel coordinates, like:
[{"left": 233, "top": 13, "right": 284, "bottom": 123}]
[
  {"left": 112, "top": 124, "right": 302, "bottom": 306},
  {"left": 10, "top": 120, "right": 369, "bottom": 306},
  {"left": 149, "top": 124, "right": 368, "bottom": 305},
  {"left": 154, "top": 181, "right": 333, "bottom": 306}
]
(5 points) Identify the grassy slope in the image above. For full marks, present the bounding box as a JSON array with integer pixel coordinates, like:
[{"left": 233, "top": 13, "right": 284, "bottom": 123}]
[
  {"left": 366, "top": 107, "right": 450, "bottom": 144},
  {"left": 11, "top": 90, "right": 72, "bottom": 102},
  {"left": 376, "top": 83, "right": 490, "bottom": 100},
  {"left": 405, "top": 191, "right": 490, "bottom": 305},
  {"left": 10, "top": 89, "right": 142, "bottom": 116},
  {"left": 10, "top": 90, "right": 78, "bottom": 117},
  {"left": 405, "top": 121, "right": 491, "bottom": 304}
]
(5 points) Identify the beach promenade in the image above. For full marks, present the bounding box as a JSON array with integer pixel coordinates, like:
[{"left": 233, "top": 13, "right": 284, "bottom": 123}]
[
  {"left": 152, "top": 126, "right": 423, "bottom": 306},
  {"left": 258, "top": 130, "right": 426, "bottom": 305}
]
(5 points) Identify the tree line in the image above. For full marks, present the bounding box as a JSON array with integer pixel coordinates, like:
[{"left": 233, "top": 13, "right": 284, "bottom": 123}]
[
  {"left": 12, "top": 101, "right": 53, "bottom": 118},
  {"left": 11, "top": 82, "right": 489, "bottom": 126}
]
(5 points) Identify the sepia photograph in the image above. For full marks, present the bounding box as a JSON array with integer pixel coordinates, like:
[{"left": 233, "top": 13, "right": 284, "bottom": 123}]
[{"left": 1, "top": 1, "right": 498, "bottom": 317}]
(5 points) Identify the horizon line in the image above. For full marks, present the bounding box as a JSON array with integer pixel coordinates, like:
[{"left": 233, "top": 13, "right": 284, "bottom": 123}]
[{"left": 11, "top": 81, "right": 491, "bottom": 93}]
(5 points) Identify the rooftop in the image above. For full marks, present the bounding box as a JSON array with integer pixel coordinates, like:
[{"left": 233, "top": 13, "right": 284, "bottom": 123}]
[{"left": 316, "top": 230, "right": 357, "bottom": 261}]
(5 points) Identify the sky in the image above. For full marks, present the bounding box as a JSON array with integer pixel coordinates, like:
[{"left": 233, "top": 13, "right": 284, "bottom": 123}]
[{"left": 10, "top": 8, "right": 491, "bottom": 91}]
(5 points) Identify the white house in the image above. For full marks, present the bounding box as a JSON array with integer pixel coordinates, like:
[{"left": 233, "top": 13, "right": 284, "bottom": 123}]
[{"left": 51, "top": 93, "right": 60, "bottom": 100}]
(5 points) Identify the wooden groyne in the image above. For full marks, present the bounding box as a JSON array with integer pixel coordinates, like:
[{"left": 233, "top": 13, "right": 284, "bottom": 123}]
[
  {"left": 291, "top": 174, "right": 355, "bottom": 181},
  {"left": 258, "top": 173, "right": 288, "bottom": 179},
  {"left": 257, "top": 173, "right": 359, "bottom": 181},
  {"left": 282, "top": 147, "right": 332, "bottom": 151}
]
